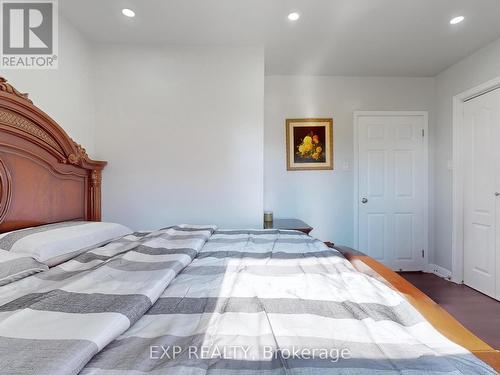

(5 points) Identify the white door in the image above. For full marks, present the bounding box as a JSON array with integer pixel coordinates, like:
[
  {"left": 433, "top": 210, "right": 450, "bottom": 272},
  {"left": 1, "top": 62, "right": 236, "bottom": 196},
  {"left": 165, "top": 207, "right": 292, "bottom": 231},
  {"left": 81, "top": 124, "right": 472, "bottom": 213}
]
[
  {"left": 356, "top": 113, "right": 427, "bottom": 271},
  {"left": 463, "top": 89, "right": 500, "bottom": 299}
]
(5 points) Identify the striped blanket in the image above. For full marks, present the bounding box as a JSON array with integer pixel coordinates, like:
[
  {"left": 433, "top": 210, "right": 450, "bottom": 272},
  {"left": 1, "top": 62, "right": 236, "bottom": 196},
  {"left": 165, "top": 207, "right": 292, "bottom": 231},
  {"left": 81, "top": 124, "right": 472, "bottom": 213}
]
[
  {"left": 0, "top": 225, "right": 215, "bottom": 375},
  {"left": 80, "top": 230, "right": 495, "bottom": 375},
  {"left": 0, "top": 227, "right": 496, "bottom": 374}
]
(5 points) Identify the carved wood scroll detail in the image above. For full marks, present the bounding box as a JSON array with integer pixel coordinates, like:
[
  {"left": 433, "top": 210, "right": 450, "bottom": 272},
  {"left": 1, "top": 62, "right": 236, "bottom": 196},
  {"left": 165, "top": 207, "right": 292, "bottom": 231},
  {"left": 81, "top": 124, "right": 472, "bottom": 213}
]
[
  {"left": 0, "top": 159, "right": 12, "bottom": 223},
  {"left": 67, "top": 139, "right": 91, "bottom": 166},
  {"left": 0, "top": 77, "right": 32, "bottom": 103},
  {"left": 0, "top": 109, "right": 62, "bottom": 153}
]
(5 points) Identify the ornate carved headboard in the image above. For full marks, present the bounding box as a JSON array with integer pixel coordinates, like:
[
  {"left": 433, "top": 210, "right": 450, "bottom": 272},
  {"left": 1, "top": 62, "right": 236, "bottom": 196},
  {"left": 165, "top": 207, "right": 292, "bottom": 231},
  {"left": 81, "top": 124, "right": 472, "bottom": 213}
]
[{"left": 0, "top": 77, "right": 106, "bottom": 233}]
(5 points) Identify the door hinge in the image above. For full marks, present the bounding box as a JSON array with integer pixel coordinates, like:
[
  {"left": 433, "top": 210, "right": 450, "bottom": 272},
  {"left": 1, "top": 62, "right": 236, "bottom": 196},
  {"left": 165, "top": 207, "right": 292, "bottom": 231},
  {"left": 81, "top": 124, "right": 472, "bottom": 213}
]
[
  {"left": 421, "top": 249, "right": 425, "bottom": 258},
  {"left": 421, "top": 129, "right": 425, "bottom": 137}
]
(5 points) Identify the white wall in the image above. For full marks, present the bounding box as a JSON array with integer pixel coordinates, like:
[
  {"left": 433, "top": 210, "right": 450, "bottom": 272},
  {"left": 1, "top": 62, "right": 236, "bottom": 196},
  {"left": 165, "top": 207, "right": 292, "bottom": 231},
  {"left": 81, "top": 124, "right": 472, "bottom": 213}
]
[
  {"left": 434, "top": 37, "right": 500, "bottom": 271},
  {"left": 264, "top": 76, "right": 436, "bottom": 248},
  {"left": 0, "top": 16, "right": 96, "bottom": 156},
  {"left": 94, "top": 45, "right": 264, "bottom": 230},
  {"left": 5, "top": 12, "right": 497, "bottom": 269}
]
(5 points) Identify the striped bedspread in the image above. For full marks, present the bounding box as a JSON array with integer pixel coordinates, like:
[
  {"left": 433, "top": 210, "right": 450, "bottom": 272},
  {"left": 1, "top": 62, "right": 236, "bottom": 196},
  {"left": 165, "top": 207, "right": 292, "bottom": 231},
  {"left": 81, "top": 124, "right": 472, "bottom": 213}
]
[
  {"left": 0, "top": 225, "right": 215, "bottom": 375},
  {"left": 80, "top": 229, "right": 496, "bottom": 375}
]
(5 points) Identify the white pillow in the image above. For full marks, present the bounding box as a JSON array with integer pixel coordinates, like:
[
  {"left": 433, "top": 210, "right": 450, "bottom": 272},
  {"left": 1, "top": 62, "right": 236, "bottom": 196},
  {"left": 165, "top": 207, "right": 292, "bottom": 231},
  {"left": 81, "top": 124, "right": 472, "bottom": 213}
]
[
  {"left": 0, "top": 249, "right": 48, "bottom": 286},
  {"left": 0, "top": 221, "right": 133, "bottom": 266}
]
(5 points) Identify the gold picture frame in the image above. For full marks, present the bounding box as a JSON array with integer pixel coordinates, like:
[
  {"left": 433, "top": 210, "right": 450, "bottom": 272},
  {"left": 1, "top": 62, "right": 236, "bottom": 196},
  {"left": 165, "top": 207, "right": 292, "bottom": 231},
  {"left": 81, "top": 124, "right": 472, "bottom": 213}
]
[{"left": 286, "top": 118, "right": 334, "bottom": 171}]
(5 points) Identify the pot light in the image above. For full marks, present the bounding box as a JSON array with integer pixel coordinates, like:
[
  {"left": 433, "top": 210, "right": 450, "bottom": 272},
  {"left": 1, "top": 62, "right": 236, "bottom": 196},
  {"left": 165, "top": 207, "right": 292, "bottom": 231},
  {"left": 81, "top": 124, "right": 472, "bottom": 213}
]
[
  {"left": 450, "top": 16, "right": 464, "bottom": 25},
  {"left": 122, "top": 8, "right": 135, "bottom": 18},
  {"left": 287, "top": 12, "right": 300, "bottom": 21}
]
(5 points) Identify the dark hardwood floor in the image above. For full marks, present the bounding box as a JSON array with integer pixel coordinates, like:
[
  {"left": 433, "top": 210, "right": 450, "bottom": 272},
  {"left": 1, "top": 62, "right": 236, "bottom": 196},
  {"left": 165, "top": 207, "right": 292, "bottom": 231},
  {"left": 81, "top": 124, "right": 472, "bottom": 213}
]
[{"left": 400, "top": 272, "right": 500, "bottom": 349}]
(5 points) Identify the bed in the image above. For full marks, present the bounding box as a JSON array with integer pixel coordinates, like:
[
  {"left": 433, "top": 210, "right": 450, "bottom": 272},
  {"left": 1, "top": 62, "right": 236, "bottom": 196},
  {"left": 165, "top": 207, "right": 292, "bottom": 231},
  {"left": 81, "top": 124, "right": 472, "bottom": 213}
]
[{"left": 0, "top": 76, "right": 499, "bottom": 374}]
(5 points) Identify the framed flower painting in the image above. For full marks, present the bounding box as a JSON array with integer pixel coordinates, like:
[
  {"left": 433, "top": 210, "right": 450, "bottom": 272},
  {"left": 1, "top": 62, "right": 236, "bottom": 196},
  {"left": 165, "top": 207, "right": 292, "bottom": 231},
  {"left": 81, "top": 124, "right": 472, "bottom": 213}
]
[{"left": 286, "top": 118, "right": 334, "bottom": 171}]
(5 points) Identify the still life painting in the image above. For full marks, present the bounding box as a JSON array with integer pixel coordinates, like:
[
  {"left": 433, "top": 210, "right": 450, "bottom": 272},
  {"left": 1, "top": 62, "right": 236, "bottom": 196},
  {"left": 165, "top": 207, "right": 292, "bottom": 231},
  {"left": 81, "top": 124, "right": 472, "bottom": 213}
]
[{"left": 286, "top": 118, "right": 333, "bottom": 170}]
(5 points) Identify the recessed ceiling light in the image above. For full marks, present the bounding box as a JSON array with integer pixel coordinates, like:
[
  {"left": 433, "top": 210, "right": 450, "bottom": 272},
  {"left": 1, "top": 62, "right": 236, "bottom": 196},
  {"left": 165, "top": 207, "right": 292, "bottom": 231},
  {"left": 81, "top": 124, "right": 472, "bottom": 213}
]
[
  {"left": 122, "top": 8, "right": 135, "bottom": 18},
  {"left": 287, "top": 12, "right": 300, "bottom": 21},
  {"left": 450, "top": 16, "right": 464, "bottom": 25}
]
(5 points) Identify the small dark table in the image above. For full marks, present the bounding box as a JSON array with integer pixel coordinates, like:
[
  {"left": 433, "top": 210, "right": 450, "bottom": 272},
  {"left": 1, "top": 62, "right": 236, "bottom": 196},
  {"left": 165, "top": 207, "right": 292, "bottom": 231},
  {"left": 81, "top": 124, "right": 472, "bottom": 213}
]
[{"left": 264, "top": 218, "right": 313, "bottom": 235}]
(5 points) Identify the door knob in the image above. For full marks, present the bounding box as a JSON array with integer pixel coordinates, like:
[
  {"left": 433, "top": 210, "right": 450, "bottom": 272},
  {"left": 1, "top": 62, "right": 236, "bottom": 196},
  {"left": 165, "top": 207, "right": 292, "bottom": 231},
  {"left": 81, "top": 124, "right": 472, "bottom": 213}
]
[
  {"left": 361, "top": 198, "right": 368, "bottom": 204},
  {"left": 496, "top": 192, "right": 500, "bottom": 197}
]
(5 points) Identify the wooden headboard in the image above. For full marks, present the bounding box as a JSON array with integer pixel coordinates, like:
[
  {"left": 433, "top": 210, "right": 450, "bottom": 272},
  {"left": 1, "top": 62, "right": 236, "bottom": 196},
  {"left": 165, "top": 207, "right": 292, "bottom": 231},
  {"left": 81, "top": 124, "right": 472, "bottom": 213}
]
[{"left": 0, "top": 76, "right": 106, "bottom": 233}]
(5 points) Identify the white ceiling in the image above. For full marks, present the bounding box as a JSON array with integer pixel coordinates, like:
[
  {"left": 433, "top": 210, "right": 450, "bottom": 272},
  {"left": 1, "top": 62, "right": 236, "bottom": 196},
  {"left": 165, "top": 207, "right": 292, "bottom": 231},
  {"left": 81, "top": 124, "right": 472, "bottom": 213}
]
[{"left": 61, "top": 0, "right": 500, "bottom": 76}]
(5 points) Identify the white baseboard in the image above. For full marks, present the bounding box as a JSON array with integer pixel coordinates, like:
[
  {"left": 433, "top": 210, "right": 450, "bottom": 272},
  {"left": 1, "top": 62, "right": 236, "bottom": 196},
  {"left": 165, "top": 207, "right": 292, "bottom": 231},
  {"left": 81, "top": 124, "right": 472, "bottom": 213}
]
[{"left": 425, "top": 264, "right": 452, "bottom": 280}]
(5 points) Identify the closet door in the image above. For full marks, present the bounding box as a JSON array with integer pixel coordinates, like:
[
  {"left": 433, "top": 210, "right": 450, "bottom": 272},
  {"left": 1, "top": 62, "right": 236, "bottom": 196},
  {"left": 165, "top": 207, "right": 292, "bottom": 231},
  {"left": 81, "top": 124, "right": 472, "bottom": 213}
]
[{"left": 463, "top": 88, "right": 500, "bottom": 299}]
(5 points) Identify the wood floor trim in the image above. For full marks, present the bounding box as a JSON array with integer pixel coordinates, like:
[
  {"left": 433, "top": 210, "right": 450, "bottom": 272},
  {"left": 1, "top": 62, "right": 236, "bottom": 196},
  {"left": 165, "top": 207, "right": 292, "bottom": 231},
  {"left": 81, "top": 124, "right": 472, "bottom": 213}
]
[{"left": 335, "top": 247, "right": 500, "bottom": 371}]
